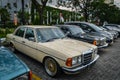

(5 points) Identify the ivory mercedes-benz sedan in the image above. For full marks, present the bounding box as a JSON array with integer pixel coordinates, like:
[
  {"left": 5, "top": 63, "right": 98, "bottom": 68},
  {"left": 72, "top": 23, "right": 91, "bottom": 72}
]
[{"left": 6, "top": 25, "right": 99, "bottom": 77}]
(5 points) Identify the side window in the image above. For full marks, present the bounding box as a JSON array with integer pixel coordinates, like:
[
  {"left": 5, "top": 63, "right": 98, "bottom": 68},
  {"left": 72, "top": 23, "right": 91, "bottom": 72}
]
[
  {"left": 15, "top": 27, "right": 25, "bottom": 37},
  {"left": 25, "top": 28, "right": 35, "bottom": 42},
  {"left": 81, "top": 24, "right": 95, "bottom": 32}
]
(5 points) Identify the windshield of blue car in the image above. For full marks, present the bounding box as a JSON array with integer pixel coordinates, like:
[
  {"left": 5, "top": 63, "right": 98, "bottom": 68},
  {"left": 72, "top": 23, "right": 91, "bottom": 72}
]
[
  {"left": 36, "top": 28, "right": 65, "bottom": 42},
  {"left": 68, "top": 26, "right": 85, "bottom": 35},
  {"left": 89, "top": 23, "right": 103, "bottom": 31}
]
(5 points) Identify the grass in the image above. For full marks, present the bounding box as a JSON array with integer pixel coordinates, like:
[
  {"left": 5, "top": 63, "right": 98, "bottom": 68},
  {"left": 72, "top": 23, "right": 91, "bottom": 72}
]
[{"left": 0, "top": 28, "right": 15, "bottom": 38}]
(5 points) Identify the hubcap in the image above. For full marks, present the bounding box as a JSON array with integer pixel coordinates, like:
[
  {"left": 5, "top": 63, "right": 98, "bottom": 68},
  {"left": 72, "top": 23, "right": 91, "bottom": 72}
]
[{"left": 45, "top": 58, "right": 57, "bottom": 76}]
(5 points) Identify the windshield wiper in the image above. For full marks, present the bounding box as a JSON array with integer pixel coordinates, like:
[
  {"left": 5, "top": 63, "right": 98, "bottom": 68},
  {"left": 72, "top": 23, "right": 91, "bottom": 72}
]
[
  {"left": 45, "top": 37, "right": 59, "bottom": 42},
  {"left": 61, "top": 36, "right": 67, "bottom": 39}
]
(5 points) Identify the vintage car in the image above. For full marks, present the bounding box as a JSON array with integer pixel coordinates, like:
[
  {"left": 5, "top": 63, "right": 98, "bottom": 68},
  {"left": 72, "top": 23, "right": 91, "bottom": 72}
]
[
  {"left": 56, "top": 25, "right": 108, "bottom": 49},
  {"left": 103, "top": 24, "right": 120, "bottom": 36},
  {"left": 6, "top": 25, "right": 99, "bottom": 77},
  {"left": 65, "top": 21, "right": 114, "bottom": 45},
  {"left": 0, "top": 46, "right": 32, "bottom": 80},
  {"left": 100, "top": 27, "right": 119, "bottom": 39}
]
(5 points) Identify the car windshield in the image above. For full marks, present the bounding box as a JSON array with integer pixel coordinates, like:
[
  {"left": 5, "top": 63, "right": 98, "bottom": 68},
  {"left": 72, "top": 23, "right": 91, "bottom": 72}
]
[
  {"left": 36, "top": 28, "right": 65, "bottom": 42},
  {"left": 68, "top": 26, "right": 85, "bottom": 35},
  {"left": 89, "top": 23, "right": 103, "bottom": 31}
]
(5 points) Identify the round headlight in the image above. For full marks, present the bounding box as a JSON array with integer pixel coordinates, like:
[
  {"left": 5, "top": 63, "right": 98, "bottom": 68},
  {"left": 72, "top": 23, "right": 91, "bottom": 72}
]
[
  {"left": 92, "top": 48, "right": 98, "bottom": 59},
  {"left": 72, "top": 57, "right": 78, "bottom": 65},
  {"left": 78, "top": 56, "right": 81, "bottom": 63},
  {"left": 94, "top": 48, "right": 98, "bottom": 54}
]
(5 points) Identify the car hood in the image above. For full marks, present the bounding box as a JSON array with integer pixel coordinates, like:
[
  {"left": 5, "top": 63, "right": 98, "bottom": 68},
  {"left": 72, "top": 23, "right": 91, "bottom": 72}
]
[
  {"left": 39, "top": 38, "right": 97, "bottom": 58},
  {"left": 84, "top": 33, "right": 104, "bottom": 40},
  {"left": 73, "top": 33, "right": 97, "bottom": 40},
  {"left": 89, "top": 31, "right": 113, "bottom": 40},
  {"left": 0, "top": 46, "right": 30, "bottom": 80}
]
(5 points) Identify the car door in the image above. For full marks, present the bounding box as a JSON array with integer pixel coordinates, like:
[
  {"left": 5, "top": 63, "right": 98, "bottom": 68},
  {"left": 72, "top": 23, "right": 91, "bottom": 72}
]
[
  {"left": 22, "top": 28, "right": 37, "bottom": 58},
  {"left": 13, "top": 27, "right": 26, "bottom": 52}
]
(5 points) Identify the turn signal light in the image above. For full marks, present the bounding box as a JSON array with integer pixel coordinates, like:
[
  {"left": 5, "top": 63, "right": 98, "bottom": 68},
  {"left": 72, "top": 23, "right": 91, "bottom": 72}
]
[{"left": 66, "top": 58, "right": 72, "bottom": 67}]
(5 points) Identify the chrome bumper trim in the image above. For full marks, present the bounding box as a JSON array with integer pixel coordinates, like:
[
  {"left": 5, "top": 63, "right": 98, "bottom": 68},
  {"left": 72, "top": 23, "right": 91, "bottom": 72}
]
[
  {"left": 98, "top": 43, "right": 108, "bottom": 49},
  {"left": 62, "top": 55, "right": 99, "bottom": 74}
]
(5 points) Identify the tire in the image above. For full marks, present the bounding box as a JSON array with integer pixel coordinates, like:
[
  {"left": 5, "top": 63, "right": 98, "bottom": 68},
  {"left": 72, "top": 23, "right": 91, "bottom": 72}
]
[
  {"left": 9, "top": 43, "right": 16, "bottom": 52},
  {"left": 44, "top": 57, "right": 61, "bottom": 77}
]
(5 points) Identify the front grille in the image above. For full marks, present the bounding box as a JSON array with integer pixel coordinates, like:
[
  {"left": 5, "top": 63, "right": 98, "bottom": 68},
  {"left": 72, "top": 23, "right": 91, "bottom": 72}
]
[{"left": 82, "top": 52, "right": 92, "bottom": 65}]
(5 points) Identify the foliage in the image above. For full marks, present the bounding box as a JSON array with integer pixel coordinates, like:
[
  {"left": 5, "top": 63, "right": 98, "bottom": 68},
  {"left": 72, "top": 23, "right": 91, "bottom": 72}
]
[
  {"left": 0, "top": 28, "right": 15, "bottom": 38},
  {"left": 57, "top": 0, "right": 94, "bottom": 22},
  {"left": 32, "top": 0, "right": 49, "bottom": 25},
  {"left": 17, "top": 10, "right": 30, "bottom": 24},
  {"left": 32, "top": 5, "right": 81, "bottom": 25},
  {"left": 91, "top": 0, "right": 120, "bottom": 24},
  {"left": 0, "top": 7, "right": 10, "bottom": 26}
]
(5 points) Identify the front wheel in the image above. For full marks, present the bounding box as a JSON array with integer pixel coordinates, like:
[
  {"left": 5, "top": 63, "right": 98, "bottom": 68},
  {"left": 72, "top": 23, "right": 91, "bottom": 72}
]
[{"left": 44, "top": 57, "right": 61, "bottom": 77}]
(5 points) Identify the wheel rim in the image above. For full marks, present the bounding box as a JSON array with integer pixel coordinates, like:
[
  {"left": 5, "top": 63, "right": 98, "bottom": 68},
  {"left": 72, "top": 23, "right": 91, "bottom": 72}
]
[{"left": 45, "top": 58, "right": 57, "bottom": 76}]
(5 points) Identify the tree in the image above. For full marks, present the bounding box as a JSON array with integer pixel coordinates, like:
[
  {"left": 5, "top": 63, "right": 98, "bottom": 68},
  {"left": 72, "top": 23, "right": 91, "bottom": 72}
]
[
  {"left": 18, "top": 10, "right": 30, "bottom": 24},
  {"left": 21, "top": 0, "right": 25, "bottom": 24},
  {"left": 57, "top": 0, "right": 93, "bottom": 22},
  {"left": 31, "top": 0, "right": 48, "bottom": 25},
  {"left": 0, "top": 7, "right": 10, "bottom": 26},
  {"left": 91, "top": 0, "right": 120, "bottom": 24}
]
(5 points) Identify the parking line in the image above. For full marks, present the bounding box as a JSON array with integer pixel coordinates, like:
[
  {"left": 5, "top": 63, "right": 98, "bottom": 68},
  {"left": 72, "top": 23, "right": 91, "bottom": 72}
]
[{"left": 32, "top": 73, "right": 42, "bottom": 80}]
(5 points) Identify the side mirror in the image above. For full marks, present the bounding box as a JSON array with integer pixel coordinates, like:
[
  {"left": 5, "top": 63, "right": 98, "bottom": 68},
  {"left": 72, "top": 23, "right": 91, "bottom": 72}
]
[
  {"left": 28, "top": 37, "right": 35, "bottom": 42},
  {"left": 65, "top": 31, "right": 70, "bottom": 37},
  {"left": 84, "top": 30, "right": 90, "bottom": 33}
]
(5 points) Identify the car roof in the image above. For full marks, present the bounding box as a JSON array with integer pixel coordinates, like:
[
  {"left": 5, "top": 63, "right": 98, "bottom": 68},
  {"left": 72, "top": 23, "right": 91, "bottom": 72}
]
[
  {"left": 19, "top": 25, "right": 57, "bottom": 29},
  {"left": 104, "top": 24, "right": 120, "bottom": 26},
  {"left": 0, "top": 46, "right": 30, "bottom": 80},
  {"left": 64, "top": 21, "right": 88, "bottom": 24},
  {"left": 56, "top": 24, "right": 79, "bottom": 27}
]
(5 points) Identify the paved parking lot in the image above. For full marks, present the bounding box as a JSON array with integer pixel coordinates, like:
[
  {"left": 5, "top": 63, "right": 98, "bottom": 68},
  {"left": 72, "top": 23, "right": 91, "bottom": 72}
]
[{"left": 8, "top": 38, "right": 120, "bottom": 80}]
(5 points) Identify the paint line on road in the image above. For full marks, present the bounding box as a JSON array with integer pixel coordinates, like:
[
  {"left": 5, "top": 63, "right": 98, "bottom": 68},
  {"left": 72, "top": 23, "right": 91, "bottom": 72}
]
[{"left": 32, "top": 73, "right": 42, "bottom": 80}]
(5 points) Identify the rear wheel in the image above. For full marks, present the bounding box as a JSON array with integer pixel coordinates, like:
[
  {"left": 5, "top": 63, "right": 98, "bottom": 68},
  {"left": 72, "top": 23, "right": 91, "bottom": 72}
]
[{"left": 44, "top": 57, "right": 61, "bottom": 77}]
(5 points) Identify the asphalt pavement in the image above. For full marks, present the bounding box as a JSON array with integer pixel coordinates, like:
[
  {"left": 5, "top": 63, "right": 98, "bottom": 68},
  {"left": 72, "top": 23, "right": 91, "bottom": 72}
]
[{"left": 3, "top": 38, "right": 120, "bottom": 80}]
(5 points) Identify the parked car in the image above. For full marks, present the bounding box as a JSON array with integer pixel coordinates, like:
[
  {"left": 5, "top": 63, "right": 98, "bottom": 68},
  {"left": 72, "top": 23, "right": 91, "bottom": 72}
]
[
  {"left": 6, "top": 25, "right": 99, "bottom": 77},
  {"left": 0, "top": 46, "right": 32, "bottom": 80},
  {"left": 56, "top": 25, "right": 108, "bottom": 49},
  {"left": 100, "top": 27, "right": 119, "bottom": 39},
  {"left": 103, "top": 24, "right": 120, "bottom": 36},
  {"left": 65, "top": 21, "right": 114, "bottom": 45}
]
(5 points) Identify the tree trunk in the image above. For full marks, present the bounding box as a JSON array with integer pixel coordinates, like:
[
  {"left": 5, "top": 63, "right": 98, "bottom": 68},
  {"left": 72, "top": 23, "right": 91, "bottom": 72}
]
[
  {"left": 21, "top": 0, "right": 25, "bottom": 25},
  {"left": 31, "top": 0, "right": 48, "bottom": 25},
  {"left": 84, "top": 8, "right": 88, "bottom": 22},
  {"left": 31, "top": 2, "right": 35, "bottom": 23}
]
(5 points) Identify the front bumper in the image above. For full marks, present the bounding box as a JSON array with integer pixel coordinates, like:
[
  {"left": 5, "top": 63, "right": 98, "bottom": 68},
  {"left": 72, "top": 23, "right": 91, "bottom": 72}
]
[
  {"left": 62, "top": 55, "right": 99, "bottom": 74},
  {"left": 106, "top": 39, "right": 113, "bottom": 44},
  {"left": 98, "top": 43, "right": 108, "bottom": 49}
]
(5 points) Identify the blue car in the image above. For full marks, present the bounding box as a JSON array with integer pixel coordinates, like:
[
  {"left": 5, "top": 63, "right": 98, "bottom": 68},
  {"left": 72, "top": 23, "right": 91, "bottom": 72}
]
[{"left": 0, "top": 46, "right": 32, "bottom": 80}]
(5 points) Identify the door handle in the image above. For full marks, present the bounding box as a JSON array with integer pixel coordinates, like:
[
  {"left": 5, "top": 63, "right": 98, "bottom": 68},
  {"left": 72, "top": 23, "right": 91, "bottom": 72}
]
[
  {"left": 13, "top": 38, "right": 15, "bottom": 40},
  {"left": 22, "top": 41, "right": 25, "bottom": 43}
]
